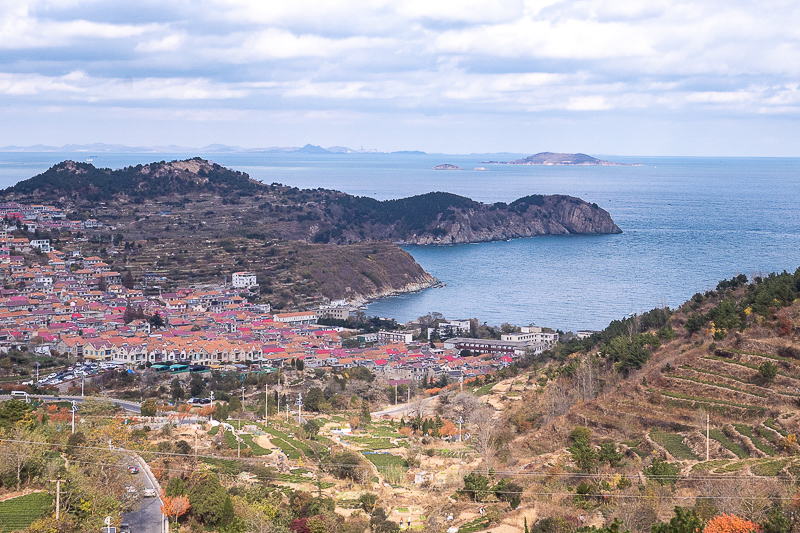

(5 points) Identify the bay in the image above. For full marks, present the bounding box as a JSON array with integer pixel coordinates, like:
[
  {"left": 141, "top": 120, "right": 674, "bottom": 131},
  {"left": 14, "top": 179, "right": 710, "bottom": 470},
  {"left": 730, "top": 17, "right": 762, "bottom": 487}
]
[{"left": 1, "top": 152, "right": 799, "bottom": 331}]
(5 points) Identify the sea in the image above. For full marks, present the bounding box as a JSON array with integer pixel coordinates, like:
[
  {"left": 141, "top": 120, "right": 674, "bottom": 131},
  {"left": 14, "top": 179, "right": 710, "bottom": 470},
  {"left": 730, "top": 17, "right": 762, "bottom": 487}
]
[{"left": 1, "top": 151, "right": 799, "bottom": 332}]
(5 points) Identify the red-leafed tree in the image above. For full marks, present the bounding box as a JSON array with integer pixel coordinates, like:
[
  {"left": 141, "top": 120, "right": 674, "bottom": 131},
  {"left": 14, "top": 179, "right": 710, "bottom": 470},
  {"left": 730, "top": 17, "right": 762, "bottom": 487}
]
[
  {"left": 161, "top": 490, "right": 191, "bottom": 525},
  {"left": 704, "top": 514, "right": 760, "bottom": 533}
]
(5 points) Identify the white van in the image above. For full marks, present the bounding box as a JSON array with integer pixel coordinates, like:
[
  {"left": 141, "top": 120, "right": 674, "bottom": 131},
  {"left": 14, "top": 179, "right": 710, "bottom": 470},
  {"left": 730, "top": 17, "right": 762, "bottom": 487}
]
[{"left": 10, "top": 391, "right": 28, "bottom": 397}]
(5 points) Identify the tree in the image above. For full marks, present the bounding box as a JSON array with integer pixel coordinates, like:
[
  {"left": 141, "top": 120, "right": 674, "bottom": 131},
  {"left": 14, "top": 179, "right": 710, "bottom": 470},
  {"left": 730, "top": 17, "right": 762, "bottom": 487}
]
[
  {"left": 359, "top": 492, "right": 379, "bottom": 514},
  {"left": 140, "top": 398, "right": 158, "bottom": 417},
  {"left": 304, "top": 419, "right": 320, "bottom": 440},
  {"left": 703, "top": 514, "right": 759, "bottom": 533},
  {"left": 149, "top": 311, "right": 165, "bottom": 330},
  {"left": 97, "top": 276, "right": 108, "bottom": 293},
  {"left": 759, "top": 361, "right": 778, "bottom": 383},
  {"left": 161, "top": 491, "right": 191, "bottom": 526},
  {"left": 644, "top": 457, "right": 680, "bottom": 486},
  {"left": 568, "top": 426, "right": 598, "bottom": 473},
  {"left": 651, "top": 507, "right": 704, "bottom": 533},
  {"left": 469, "top": 406, "right": 498, "bottom": 473},
  {"left": 462, "top": 472, "right": 491, "bottom": 501},
  {"left": 598, "top": 442, "right": 624, "bottom": 467},
  {"left": 304, "top": 387, "right": 329, "bottom": 412},
  {"left": 122, "top": 271, "right": 135, "bottom": 289},
  {"left": 188, "top": 472, "right": 228, "bottom": 526}
]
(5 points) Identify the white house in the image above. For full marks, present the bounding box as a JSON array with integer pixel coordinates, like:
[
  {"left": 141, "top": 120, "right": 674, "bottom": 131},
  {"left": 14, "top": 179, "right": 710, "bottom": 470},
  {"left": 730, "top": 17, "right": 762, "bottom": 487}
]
[{"left": 232, "top": 271, "right": 257, "bottom": 288}]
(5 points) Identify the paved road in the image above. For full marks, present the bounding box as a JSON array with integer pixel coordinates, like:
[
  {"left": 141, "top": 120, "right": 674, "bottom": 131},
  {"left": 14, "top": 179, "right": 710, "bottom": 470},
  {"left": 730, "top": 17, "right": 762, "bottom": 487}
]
[
  {"left": 122, "top": 455, "right": 166, "bottom": 533},
  {"left": 0, "top": 394, "right": 142, "bottom": 413},
  {"left": 373, "top": 396, "right": 437, "bottom": 418}
]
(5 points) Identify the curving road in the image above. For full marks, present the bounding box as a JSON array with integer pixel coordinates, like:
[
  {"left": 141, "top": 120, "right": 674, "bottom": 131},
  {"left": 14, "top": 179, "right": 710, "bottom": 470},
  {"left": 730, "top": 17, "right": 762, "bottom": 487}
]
[{"left": 122, "top": 454, "right": 167, "bottom": 533}]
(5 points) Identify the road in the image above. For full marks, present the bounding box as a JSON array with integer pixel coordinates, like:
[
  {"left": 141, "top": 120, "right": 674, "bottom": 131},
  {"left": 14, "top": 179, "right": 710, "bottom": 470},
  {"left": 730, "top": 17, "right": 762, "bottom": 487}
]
[
  {"left": 122, "top": 454, "right": 167, "bottom": 533},
  {"left": 372, "top": 396, "right": 437, "bottom": 418},
  {"left": 0, "top": 394, "right": 142, "bottom": 413}
]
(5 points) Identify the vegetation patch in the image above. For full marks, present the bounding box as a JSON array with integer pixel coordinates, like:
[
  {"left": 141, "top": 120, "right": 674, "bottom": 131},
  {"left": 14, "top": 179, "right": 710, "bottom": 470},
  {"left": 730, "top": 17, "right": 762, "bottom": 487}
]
[
  {"left": 709, "top": 429, "right": 749, "bottom": 459},
  {"left": 691, "top": 459, "right": 730, "bottom": 472},
  {"left": 657, "top": 390, "right": 766, "bottom": 412},
  {"left": 362, "top": 452, "right": 408, "bottom": 469},
  {"left": 764, "top": 418, "right": 788, "bottom": 436},
  {"left": 0, "top": 493, "right": 53, "bottom": 533},
  {"left": 715, "top": 461, "right": 746, "bottom": 473},
  {"left": 649, "top": 429, "right": 699, "bottom": 460},
  {"left": 751, "top": 459, "right": 787, "bottom": 476},
  {"left": 240, "top": 433, "right": 270, "bottom": 456},
  {"left": 733, "top": 424, "right": 776, "bottom": 456},
  {"left": 665, "top": 374, "right": 766, "bottom": 397}
]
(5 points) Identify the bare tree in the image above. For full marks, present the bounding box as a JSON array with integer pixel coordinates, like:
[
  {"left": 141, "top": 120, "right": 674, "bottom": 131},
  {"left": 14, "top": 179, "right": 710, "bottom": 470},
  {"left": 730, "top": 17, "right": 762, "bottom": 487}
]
[
  {"left": 469, "top": 406, "right": 499, "bottom": 473},
  {"left": 543, "top": 378, "right": 575, "bottom": 422},
  {"left": 574, "top": 356, "right": 598, "bottom": 402}
]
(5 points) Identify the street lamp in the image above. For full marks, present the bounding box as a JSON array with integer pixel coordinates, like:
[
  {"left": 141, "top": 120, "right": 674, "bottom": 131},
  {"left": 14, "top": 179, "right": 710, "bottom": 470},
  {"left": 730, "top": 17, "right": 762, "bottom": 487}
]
[{"left": 458, "top": 416, "right": 463, "bottom": 442}]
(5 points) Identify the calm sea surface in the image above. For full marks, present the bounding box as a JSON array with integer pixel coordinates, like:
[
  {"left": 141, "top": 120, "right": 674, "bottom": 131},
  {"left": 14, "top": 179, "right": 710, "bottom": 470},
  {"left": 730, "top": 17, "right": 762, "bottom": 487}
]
[{"left": 1, "top": 152, "right": 799, "bottom": 331}]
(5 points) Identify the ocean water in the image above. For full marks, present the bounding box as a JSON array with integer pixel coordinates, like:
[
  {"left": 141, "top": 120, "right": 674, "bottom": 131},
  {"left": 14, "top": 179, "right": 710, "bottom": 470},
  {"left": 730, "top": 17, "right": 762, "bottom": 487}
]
[{"left": 1, "top": 152, "right": 799, "bottom": 331}]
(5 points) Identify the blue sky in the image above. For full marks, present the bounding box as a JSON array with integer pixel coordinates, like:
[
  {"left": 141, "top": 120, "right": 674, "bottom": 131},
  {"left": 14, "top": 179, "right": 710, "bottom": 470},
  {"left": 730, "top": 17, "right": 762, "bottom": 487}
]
[{"left": 1, "top": 0, "right": 799, "bottom": 155}]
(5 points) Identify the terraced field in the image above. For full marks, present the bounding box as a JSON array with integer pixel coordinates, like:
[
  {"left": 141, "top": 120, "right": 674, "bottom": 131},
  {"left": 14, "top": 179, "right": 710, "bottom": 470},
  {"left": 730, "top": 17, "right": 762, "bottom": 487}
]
[{"left": 0, "top": 493, "right": 53, "bottom": 532}]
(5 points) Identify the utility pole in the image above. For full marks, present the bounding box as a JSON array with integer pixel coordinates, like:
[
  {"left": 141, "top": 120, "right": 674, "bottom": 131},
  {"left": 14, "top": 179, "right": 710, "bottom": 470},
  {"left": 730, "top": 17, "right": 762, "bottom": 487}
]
[
  {"left": 81, "top": 374, "right": 85, "bottom": 397},
  {"left": 49, "top": 476, "right": 62, "bottom": 520},
  {"left": 394, "top": 385, "right": 397, "bottom": 406},
  {"left": 459, "top": 374, "right": 463, "bottom": 392},
  {"left": 296, "top": 393, "right": 303, "bottom": 424},
  {"left": 71, "top": 401, "right": 78, "bottom": 434},
  {"left": 459, "top": 416, "right": 463, "bottom": 442},
  {"left": 706, "top": 414, "right": 710, "bottom": 461},
  {"left": 237, "top": 429, "right": 240, "bottom": 458},
  {"left": 286, "top": 403, "right": 289, "bottom": 422},
  {"left": 35, "top": 361, "right": 39, "bottom": 383},
  {"left": 265, "top": 382, "right": 268, "bottom": 426}
]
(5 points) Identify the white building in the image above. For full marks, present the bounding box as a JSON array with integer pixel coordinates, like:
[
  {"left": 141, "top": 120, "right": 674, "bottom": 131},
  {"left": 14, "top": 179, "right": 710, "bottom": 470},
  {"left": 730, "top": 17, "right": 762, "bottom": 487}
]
[
  {"left": 501, "top": 325, "right": 558, "bottom": 347},
  {"left": 377, "top": 330, "right": 414, "bottom": 344},
  {"left": 232, "top": 271, "right": 257, "bottom": 288},
  {"left": 30, "top": 239, "right": 51, "bottom": 253}
]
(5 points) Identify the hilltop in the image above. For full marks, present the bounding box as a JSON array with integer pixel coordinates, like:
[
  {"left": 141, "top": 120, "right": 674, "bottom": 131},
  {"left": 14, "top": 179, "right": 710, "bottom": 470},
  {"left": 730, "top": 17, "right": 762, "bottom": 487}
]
[{"left": 2, "top": 158, "right": 622, "bottom": 245}]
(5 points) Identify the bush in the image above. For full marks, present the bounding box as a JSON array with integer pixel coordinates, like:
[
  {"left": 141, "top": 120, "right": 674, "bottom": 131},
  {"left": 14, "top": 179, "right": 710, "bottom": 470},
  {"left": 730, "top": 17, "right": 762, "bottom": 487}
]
[{"left": 644, "top": 457, "right": 680, "bottom": 485}]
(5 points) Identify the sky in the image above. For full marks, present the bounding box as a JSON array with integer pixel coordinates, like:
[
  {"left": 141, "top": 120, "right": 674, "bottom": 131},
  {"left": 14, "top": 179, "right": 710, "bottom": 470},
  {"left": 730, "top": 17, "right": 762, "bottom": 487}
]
[{"left": 1, "top": 0, "right": 800, "bottom": 155}]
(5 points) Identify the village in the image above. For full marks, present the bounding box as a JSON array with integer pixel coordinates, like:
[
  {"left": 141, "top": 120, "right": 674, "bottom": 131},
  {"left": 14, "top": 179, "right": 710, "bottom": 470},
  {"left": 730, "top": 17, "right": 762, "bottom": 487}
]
[{"left": 0, "top": 202, "right": 560, "bottom": 390}]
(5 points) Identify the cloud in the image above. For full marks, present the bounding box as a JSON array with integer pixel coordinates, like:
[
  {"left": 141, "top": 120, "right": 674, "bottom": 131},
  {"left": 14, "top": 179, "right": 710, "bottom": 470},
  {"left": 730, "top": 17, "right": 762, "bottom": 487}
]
[{"left": 2, "top": 0, "right": 800, "bottom": 153}]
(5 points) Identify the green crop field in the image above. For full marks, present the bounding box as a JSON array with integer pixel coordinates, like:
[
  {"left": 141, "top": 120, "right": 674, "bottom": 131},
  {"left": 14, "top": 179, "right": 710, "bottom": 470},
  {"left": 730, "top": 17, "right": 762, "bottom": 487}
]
[
  {"left": 363, "top": 452, "right": 408, "bottom": 469},
  {"left": 709, "top": 429, "right": 749, "bottom": 459},
  {"left": 650, "top": 430, "right": 699, "bottom": 460},
  {"left": 0, "top": 493, "right": 53, "bottom": 533}
]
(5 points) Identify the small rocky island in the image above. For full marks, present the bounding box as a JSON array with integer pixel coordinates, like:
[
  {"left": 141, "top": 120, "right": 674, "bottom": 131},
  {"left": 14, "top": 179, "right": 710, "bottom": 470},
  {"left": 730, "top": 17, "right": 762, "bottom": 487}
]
[
  {"left": 432, "top": 164, "right": 462, "bottom": 170},
  {"left": 482, "top": 152, "right": 639, "bottom": 166}
]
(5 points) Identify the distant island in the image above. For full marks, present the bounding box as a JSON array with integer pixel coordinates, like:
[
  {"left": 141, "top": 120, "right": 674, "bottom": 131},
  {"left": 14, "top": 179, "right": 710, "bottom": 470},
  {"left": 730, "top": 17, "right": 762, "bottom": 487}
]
[
  {"left": 433, "top": 164, "right": 462, "bottom": 170},
  {"left": 482, "top": 152, "right": 640, "bottom": 166}
]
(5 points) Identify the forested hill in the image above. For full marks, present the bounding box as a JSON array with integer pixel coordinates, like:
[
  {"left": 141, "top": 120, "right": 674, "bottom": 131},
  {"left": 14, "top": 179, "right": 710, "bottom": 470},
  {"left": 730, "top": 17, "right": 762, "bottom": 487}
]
[{"left": 2, "top": 158, "right": 621, "bottom": 244}]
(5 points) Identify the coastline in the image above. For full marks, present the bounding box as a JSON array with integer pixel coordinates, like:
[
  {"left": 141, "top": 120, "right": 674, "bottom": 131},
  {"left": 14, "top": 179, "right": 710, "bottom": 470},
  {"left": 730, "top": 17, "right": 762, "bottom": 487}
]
[{"left": 347, "top": 275, "right": 442, "bottom": 309}]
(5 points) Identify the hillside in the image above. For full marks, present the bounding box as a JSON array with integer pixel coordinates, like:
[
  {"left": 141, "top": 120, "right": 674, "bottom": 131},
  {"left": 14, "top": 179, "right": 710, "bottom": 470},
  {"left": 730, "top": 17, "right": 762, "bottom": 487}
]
[{"left": 2, "top": 158, "right": 621, "bottom": 245}]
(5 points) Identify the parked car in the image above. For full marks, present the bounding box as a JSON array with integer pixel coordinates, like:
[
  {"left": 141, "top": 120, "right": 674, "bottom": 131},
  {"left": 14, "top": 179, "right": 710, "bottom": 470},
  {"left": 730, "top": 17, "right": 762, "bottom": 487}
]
[
  {"left": 128, "top": 466, "right": 139, "bottom": 474},
  {"left": 143, "top": 488, "right": 156, "bottom": 497}
]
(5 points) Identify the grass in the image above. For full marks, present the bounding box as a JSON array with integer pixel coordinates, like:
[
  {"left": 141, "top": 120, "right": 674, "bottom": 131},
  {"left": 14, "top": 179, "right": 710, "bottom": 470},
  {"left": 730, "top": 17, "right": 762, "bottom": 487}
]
[
  {"left": 709, "top": 428, "right": 749, "bottom": 459},
  {"left": 751, "top": 459, "right": 787, "bottom": 476},
  {"left": 650, "top": 429, "right": 699, "bottom": 460},
  {"left": 341, "top": 436, "right": 396, "bottom": 450},
  {"left": 715, "top": 461, "right": 746, "bottom": 473},
  {"left": 764, "top": 418, "right": 788, "bottom": 436},
  {"left": 691, "top": 459, "right": 730, "bottom": 472},
  {"left": 0, "top": 492, "right": 53, "bottom": 533},
  {"left": 459, "top": 516, "right": 492, "bottom": 533},
  {"left": 682, "top": 365, "right": 752, "bottom": 385},
  {"left": 665, "top": 374, "right": 766, "bottom": 397},
  {"left": 474, "top": 383, "right": 495, "bottom": 396},
  {"left": 240, "top": 433, "right": 270, "bottom": 456},
  {"left": 208, "top": 425, "right": 220, "bottom": 436},
  {"left": 733, "top": 424, "right": 776, "bottom": 456},
  {"left": 224, "top": 429, "right": 238, "bottom": 450},
  {"left": 362, "top": 452, "right": 408, "bottom": 469},
  {"left": 657, "top": 390, "right": 766, "bottom": 412},
  {"left": 726, "top": 348, "right": 794, "bottom": 363},
  {"left": 703, "top": 356, "right": 795, "bottom": 379}
]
